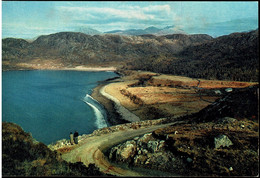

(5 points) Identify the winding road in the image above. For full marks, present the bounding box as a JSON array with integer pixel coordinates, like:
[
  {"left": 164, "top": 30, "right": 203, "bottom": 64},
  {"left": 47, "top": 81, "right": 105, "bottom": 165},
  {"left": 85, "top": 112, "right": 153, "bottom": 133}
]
[{"left": 61, "top": 121, "right": 183, "bottom": 176}]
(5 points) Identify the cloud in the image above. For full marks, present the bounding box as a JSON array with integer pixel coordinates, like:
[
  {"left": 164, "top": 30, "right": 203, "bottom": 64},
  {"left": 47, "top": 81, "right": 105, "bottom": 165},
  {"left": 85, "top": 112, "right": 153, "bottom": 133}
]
[
  {"left": 56, "top": 4, "right": 176, "bottom": 31},
  {"left": 58, "top": 6, "right": 155, "bottom": 20},
  {"left": 142, "top": 4, "right": 171, "bottom": 15}
]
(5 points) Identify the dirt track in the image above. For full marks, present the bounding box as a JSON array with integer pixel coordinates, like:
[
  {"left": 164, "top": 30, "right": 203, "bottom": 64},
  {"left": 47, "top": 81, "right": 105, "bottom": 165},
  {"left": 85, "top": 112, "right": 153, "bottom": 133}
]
[{"left": 61, "top": 122, "right": 183, "bottom": 176}]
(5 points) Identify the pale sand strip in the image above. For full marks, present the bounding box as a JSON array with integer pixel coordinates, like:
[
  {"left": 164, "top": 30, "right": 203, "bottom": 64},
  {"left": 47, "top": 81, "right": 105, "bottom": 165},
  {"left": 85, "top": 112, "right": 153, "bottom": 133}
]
[
  {"left": 62, "top": 66, "right": 117, "bottom": 71},
  {"left": 100, "top": 84, "right": 141, "bottom": 122}
]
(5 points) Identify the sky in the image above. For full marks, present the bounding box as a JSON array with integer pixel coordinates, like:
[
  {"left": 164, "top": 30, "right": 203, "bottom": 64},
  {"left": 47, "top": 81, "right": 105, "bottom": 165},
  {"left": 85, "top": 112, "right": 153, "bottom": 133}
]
[{"left": 1, "top": 1, "right": 259, "bottom": 39}]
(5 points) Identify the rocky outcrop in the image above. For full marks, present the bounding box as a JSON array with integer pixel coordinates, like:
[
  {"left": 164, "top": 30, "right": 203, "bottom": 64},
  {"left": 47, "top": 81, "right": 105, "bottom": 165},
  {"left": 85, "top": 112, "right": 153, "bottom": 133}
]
[
  {"left": 214, "top": 135, "right": 233, "bottom": 149},
  {"left": 107, "top": 116, "right": 258, "bottom": 176},
  {"left": 107, "top": 132, "right": 186, "bottom": 174},
  {"left": 106, "top": 86, "right": 259, "bottom": 176}
]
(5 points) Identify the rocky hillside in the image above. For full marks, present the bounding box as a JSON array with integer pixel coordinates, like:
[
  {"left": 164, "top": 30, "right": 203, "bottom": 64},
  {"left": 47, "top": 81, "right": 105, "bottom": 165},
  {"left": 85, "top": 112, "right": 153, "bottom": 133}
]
[
  {"left": 2, "top": 122, "right": 109, "bottom": 177},
  {"left": 2, "top": 32, "right": 212, "bottom": 69},
  {"left": 2, "top": 29, "right": 258, "bottom": 82},
  {"left": 106, "top": 85, "right": 259, "bottom": 176},
  {"left": 128, "top": 29, "right": 259, "bottom": 82}
]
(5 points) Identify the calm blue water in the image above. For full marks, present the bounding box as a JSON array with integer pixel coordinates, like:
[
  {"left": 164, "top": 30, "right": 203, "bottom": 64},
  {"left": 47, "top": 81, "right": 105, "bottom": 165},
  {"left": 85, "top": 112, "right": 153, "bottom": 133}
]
[{"left": 2, "top": 70, "right": 118, "bottom": 145}]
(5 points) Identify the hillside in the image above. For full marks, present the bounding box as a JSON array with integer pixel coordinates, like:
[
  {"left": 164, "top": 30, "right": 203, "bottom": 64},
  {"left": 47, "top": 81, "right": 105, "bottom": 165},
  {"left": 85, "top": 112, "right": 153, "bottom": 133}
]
[
  {"left": 2, "top": 32, "right": 212, "bottom": 70},
  {"left": 2, "top": 122, "right": 109, "bottom": 177},
  {"left": 106, "top": 84, "right": 259, "bottom": 176},
  {"left": 128, "top": 29, "right": 259, "bottom": 82},
  {"left": 2, "top": 29, "right": 258, "bottom": 82}
]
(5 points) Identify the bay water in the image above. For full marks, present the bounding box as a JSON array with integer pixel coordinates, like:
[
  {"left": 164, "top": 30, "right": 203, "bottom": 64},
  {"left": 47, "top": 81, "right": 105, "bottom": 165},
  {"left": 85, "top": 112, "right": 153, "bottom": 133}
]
[{"left": 2, "top": 70, "right": 118, "bottom": 145}]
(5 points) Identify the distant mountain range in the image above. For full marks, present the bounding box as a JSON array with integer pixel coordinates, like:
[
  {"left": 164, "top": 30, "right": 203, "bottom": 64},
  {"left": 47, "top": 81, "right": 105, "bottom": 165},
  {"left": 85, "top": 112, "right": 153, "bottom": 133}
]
[
  {"left": 68, "top": 25, "right": 186, "bottom": 36},
  {"left": 183, "top": 17, "right": 258, "bottom": 37},
  {"left": 104, "top": 26, "right": 186, "bottom": 36},
  {"left": 74, "top": 26, "right": 103, "bottom": 35},
  {"left": 71, "top": 18, "right": 258, "bottom": 37}
]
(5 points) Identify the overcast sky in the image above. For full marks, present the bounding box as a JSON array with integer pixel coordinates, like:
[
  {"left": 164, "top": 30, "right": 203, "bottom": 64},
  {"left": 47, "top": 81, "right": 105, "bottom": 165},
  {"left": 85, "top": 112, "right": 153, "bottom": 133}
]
[{"left": 1, "top": 1, "right": 258, "bottom": 39}]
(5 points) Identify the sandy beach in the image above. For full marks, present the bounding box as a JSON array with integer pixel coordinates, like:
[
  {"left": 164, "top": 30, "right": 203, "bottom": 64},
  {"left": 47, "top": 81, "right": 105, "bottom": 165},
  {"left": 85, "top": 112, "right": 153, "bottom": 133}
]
[
  {"left": 99, "top": 84, "right": 140, "bottom": 122},
  {"left": 11, "top": 61, "right": 118, "bottom": 72},
  {"left": 61, "top": 66, "right": 117, "bottom": 71}
]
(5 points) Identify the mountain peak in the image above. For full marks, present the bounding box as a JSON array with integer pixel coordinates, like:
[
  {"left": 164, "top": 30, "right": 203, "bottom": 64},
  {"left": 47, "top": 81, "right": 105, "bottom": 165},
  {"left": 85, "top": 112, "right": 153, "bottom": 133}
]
[
  {"left": 145, "top": 26, "right": 159, "bottom": 30},
  {"left": 163, "top": 25, "right": 175, "bottom": 29},
  {"left": 104, "top": 25, "right": 185, "bottom": 36},
  {"left": 74, "top": 26, "right": 102, "bottom": 35}
]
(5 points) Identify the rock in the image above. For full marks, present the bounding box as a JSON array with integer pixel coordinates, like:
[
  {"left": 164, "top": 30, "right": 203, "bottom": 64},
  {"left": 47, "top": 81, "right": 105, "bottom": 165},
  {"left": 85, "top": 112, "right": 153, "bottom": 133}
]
[
  {"left": 137, "top": 133, "right": 154, "bottom": 148},
  {"left": 145, "top": 158, "right": 151, "bottom": 164},
  {"left": 214, "top": 135, "right": 233, "bottom": 149},
  {"left": 133, "top": 137, "right": 139, "bottom": 141},
  {"left": 158, "top": 140, "right": 166, "bottom": 151},
  {"left": 146, "top": 152, "right": 171, "bottom": 169},
  {"left": 142, "top": 149, "right": 149, "bottom": 155},
  {"left": 138, "top": 150, "right": 142, "bottom": 155},
  {"left": 139, "top": 133, "right": 153, "bottom": 143},
  {"left": 118, "top": 141, "right": 137, "bottom": 160},
  {"left": 147, "top": 141, "right": 159, "bottom": 153},
  {"left": 134, "top": 155, "right": 148, "bottom": 164},
  {"left": 216, "top": 117, "right": 237, "bottom": 124}
]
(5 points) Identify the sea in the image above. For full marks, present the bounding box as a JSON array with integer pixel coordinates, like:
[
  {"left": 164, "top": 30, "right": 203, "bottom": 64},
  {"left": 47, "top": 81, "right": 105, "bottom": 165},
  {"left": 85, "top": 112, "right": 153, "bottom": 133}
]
[{"left": 2, "top": 70, "right": 118, "bottom": 145}]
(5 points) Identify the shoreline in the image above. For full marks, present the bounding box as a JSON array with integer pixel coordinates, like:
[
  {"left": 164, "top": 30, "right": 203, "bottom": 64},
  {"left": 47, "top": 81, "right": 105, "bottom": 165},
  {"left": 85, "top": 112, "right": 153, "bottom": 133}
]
[
  {"left": 91, "top": 81, "right": 129, "bottom": 126},
  {"left": 2, "top": 66, "right": 117, "bottom": 72},
  {"left": 60, "top": 66, "right": 117, "bottom": 71},
  {"left": 99, "top": 84, "right": 141, "bottom": 122}
]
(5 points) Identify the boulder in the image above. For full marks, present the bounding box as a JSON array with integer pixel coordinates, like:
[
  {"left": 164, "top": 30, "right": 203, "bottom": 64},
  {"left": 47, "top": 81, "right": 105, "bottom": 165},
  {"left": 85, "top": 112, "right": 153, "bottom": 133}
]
[
  {"left": 147, "top": 141, "right": 159, "bottom": 153},
  {"left": 134, "top": 155, "right": 148, "bottom": 164},
  {"left": 214, "top": 135, "right": 233, "bottom": 149},
  {"left": 216, "top": 117, "right": 237, "bottom": 124},
  {"left": 137, "top": 133, "right": 154, "bottom": 148},
  {"left": 118, "top": 140, "right": 137, "bottom": 160},
  {"left": 146, "top": 140, "right": 166, "bottom": 153},
  {"left": 158, "top": 140, "right": 166, "bottom": 151}
]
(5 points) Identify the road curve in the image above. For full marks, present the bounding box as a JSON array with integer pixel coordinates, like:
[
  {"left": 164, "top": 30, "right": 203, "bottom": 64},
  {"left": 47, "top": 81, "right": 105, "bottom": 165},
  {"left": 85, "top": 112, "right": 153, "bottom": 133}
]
[{"left": 61, "top": 122, "right": 183, "bottom": 176}]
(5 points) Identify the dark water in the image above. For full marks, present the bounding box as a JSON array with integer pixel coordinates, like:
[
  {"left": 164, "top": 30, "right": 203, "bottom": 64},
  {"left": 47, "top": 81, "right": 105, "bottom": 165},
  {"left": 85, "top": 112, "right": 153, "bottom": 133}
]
[{"left": 2, "top": 70, "right": 118, "bottom": 144}]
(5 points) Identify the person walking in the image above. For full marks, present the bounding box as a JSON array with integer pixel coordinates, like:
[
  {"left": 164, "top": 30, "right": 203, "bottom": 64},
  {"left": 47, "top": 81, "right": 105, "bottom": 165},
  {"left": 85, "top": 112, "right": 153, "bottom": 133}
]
[
  {"left": 74, "top": 131, "right": 79, "bottom": 144},
  {"left": 70, "top": 132, "right": 74, "bottom": 145}
]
